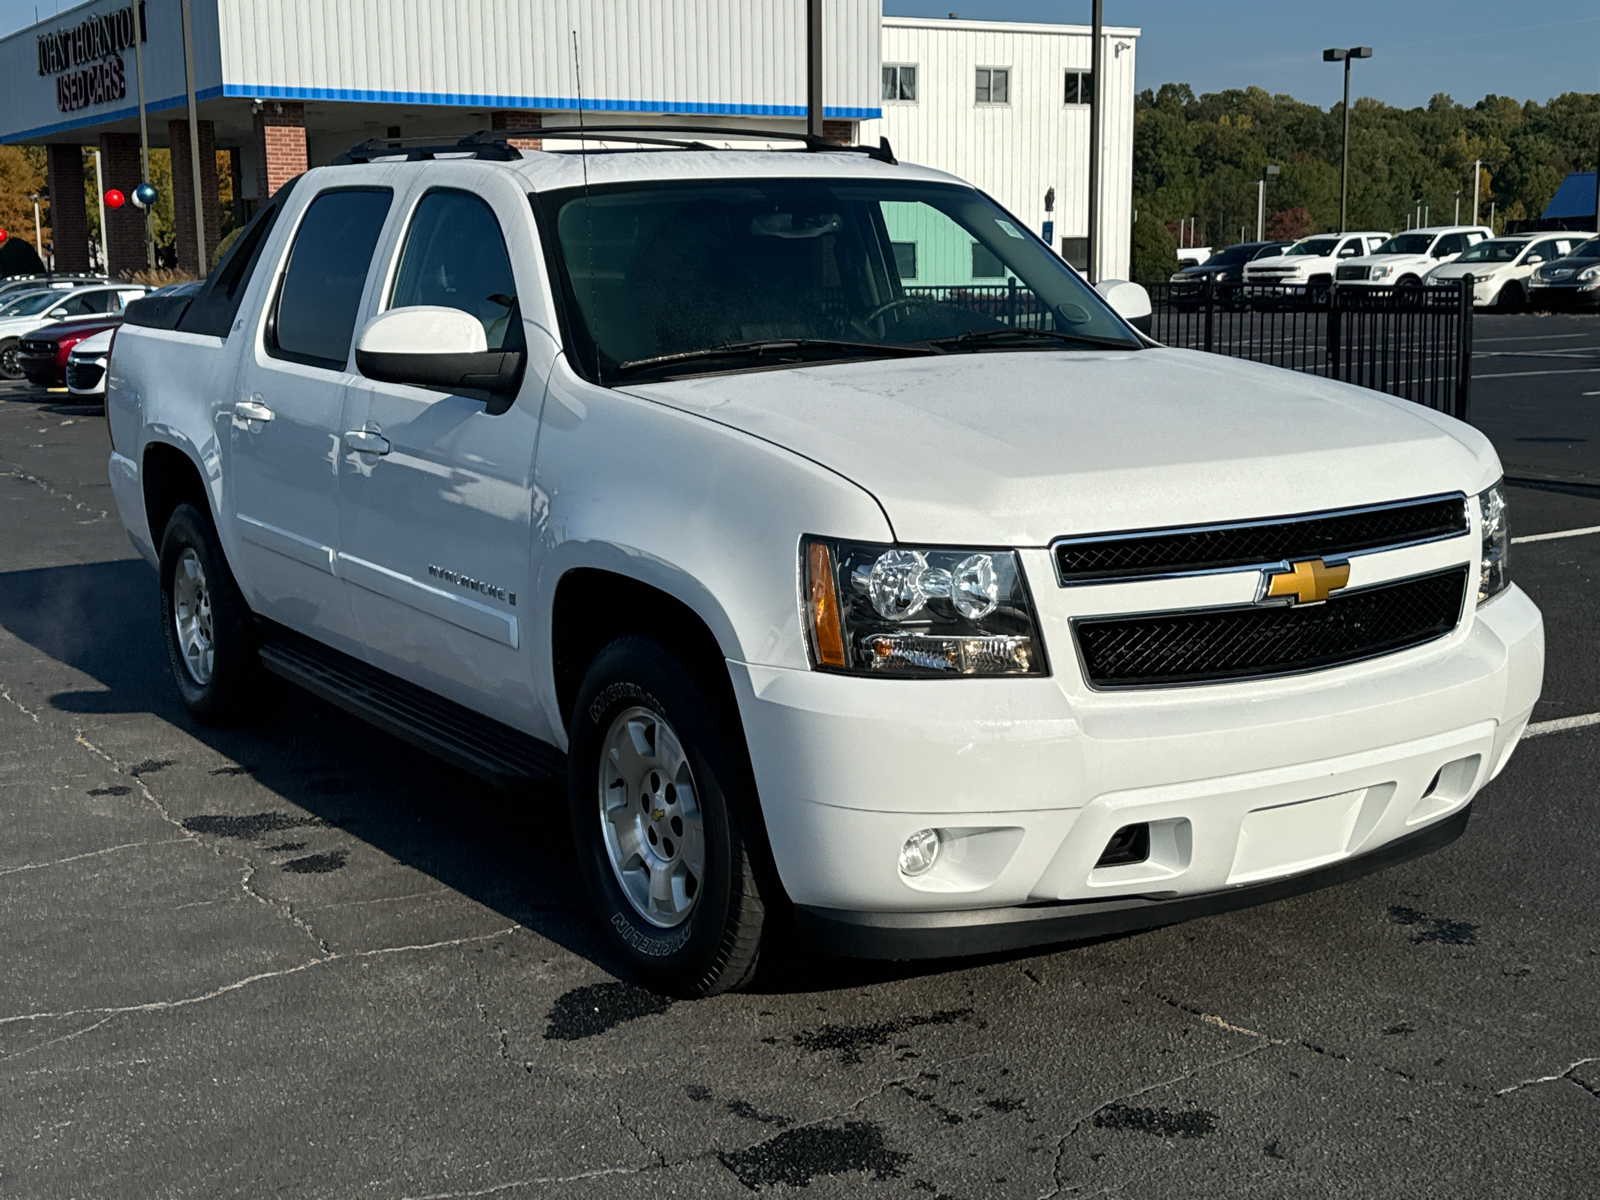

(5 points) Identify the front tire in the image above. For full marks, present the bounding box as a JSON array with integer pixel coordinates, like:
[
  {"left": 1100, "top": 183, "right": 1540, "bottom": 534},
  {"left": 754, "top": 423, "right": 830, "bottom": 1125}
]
[
  {"left": 568, "top": 637, "right": 765, "bottom": 997},
  {"left": 0, "top": 338, "right": 22, "bottom": 381},
  {"left": 158, "top": 503, "right": 264, "bottom": 724},
  {"left": 1495, "top": 282, "right": 1524, "bottom": 312}
]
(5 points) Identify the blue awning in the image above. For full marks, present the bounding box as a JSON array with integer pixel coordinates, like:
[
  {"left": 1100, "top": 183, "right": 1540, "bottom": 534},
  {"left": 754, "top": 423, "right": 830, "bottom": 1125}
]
[{"left": 1542, "top": 172, "right": 1597, "bottom": 220}]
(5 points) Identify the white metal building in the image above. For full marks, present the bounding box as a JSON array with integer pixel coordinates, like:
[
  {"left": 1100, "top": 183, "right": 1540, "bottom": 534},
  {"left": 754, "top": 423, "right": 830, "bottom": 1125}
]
[
  {"left": 861, "top": 16, "right": 1138, "bottom": 281},
  {"left": 2, "top": 2, "right": 1135, "bottom": 283}
]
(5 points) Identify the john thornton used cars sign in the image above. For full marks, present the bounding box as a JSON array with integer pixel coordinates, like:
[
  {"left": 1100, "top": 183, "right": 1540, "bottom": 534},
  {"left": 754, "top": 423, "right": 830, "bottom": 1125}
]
[{"left": 36, "top": 4, "right": 139, "bottom": 114}]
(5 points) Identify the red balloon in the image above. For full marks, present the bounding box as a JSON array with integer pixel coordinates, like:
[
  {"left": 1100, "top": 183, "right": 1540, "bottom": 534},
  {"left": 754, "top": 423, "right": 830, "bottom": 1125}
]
[
  {"left": 0, "top": 229, "right": 7, "bottom": 243},
  {"left": 104, "top": 189, "right": 125, "bottom": 209}
]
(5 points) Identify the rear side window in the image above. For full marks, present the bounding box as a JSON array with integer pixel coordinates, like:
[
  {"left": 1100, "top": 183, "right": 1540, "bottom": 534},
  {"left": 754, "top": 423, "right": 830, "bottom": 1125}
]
[
  {"left": 269, "top": 188, "right": 393, "bottom": 370},
  {"left": 179, "top": 177, "right": 298, "bottom": 339},
  {"left": 389, "top": 190, "right": 521, "bottom": 350}
]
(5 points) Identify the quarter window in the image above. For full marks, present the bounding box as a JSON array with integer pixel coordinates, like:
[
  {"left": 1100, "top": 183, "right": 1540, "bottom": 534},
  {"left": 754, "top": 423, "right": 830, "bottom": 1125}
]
[
  {"left": 882, "top": 64, "right": 917, "bottom": 103},
  {"left": 1064, "top": 71, "right": 1092, "bottom": 105},
  {"left": 975, "top": 67, "right": 1009, "bottom": 105},
  {"left": 270, "top": 188, "right": 394, "bottom": 370},
  {"left": 390, "top": 190, "right": 521, "bottom": 350}
]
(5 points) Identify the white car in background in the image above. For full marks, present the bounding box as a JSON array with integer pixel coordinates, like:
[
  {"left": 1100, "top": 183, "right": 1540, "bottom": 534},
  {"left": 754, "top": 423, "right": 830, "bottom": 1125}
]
[
  {"left": 1242, "top": 231, "right": 1390, "bottom": 288},
  {"left": 1424, "top": 234, "right": 1582, "bottom": 311},
  {"left": 1335, "top": 226, "right": 1492, "bottom": 288},
  {"left": 65, "top": 326, "right": 115, "bottom": 399},
  {"left": 0, "top": 283, "right": 146, "bottom": 380}
]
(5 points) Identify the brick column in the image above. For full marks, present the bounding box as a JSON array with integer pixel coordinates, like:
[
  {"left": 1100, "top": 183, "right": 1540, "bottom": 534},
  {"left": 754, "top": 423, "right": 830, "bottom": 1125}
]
[
  {"left": 45, "top": 144, "right": 91, "bottom": 272},
  {"left": 491, "top": 110, "right": 542, "bottom": 151},
  {"left": 253, "top": 101, "right": 307, "bottom": 198},
  {"left": 823, "top": 119, "right": 855, "bottom": 145},
  {"left": 97, "top": 132, "right": 145, "bottom": 278},
  {"left": 169, "top": 118, "right": 221, "bottom": 274}
]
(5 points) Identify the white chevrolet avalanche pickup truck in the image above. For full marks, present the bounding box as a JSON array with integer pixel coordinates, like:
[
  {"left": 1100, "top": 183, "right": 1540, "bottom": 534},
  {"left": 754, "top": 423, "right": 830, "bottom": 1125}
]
[{"left": 106, "top": 129, "right": 1543, "bottom": 997}]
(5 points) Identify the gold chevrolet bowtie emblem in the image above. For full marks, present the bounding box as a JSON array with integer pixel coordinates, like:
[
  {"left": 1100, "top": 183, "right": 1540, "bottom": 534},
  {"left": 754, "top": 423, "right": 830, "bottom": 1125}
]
[
  {"left": 1263, "top": 558, "right": 1350, "bottom": 605},
  {"left": 651, "top": 808, "right": 666, "bottom": 822}
]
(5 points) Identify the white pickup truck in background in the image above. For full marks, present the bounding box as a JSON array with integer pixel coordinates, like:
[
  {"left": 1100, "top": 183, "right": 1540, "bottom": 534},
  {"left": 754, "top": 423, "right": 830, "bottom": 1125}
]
[{"left": 106, "top": 129, "right": 1542, "bottom": 996}]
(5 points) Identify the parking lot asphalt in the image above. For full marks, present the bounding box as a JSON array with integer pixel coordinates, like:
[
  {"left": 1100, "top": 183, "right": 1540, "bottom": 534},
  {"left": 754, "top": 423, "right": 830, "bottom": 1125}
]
[{"left": 1, "top": 331, "right": 1597, "bottom": 1198}]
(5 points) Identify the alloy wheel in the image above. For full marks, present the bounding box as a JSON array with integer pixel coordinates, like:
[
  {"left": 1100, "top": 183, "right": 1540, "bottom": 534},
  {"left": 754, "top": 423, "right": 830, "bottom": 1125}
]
[{"left": 172, "top": 547, "right": 215, "bottom": 685}]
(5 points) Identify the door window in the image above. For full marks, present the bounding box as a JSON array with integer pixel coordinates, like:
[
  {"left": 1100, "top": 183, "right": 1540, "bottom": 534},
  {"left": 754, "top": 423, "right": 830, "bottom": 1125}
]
[
  {"left": 1431, "top": 233, "right": 1465, "bottom": 257},
  {"left": 389, "top": 190, "right": 521, "bottom": 350},
  {"left": 269, "top": 188, "right": 394, "bottom": 370}
]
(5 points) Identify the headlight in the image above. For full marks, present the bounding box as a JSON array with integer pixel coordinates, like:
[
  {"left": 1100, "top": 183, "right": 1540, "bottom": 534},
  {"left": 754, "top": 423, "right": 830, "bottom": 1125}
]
[
  {"left": 1477, "top": 481, "right": 1508, "bottom": 604},
  {"left": 1371, "top": 264, "right": 1395, "bottom": 278},
  {"left": 1580, "top": 265, "right": 1600, "bottom": 283},
  {"left": 804, "top": 538, "right": 1046, "bottom": 676}
]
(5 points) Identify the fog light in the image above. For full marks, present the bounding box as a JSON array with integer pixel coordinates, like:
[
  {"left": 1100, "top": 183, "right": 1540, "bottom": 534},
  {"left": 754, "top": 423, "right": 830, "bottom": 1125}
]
[{"left": 899, "top": 828, "right": 942, "bottom": 877}]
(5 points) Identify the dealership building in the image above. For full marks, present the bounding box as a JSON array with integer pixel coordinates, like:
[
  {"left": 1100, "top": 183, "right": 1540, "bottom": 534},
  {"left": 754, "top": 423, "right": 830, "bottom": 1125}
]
[{"left": 0, "top": 1, "right": 1136, "bottom": 280}]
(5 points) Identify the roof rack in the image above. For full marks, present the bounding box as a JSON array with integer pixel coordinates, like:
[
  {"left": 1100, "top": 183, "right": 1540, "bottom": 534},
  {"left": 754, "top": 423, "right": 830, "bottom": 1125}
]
[
  {"left": 332, "top": 130, "right": 523, "bottom": 164},
  {"left": 331, "top": 125, "right": 897, "bottom": 167}
]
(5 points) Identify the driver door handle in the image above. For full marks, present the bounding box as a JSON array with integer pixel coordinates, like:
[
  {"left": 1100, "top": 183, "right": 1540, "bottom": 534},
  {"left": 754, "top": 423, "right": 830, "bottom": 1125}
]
[
  {"left": 343, "top": 429, "right": 391, "bottom": 456},
  {"left": 231, "top": 398, "right": 275, "bottom": 427}
]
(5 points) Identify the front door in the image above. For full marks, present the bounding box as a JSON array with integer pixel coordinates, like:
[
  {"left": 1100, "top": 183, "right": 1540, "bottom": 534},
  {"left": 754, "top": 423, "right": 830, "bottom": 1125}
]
[
  {"left": 336, "top": 186, "right": 548, "bottom": 728},
  {"left": 229, "top": 186, "right": 394, "bottom": 649}
]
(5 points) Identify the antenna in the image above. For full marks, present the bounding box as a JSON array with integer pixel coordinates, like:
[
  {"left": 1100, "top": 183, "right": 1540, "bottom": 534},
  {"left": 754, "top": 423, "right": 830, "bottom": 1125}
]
[{"left": 572, "top": 29, "right": 601, "bottom": 386}]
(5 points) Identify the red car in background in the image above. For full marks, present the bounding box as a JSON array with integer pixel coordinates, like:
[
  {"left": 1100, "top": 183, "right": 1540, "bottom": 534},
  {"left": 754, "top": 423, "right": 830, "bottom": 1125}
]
[{"left": 16, "top": 315, "right": 128, "bottom": 388}]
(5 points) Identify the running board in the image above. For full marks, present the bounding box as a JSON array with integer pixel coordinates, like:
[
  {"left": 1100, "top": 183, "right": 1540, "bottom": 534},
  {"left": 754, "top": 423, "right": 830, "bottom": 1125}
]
[{"left": 257, "top": 626, "right": 566, "bottom": 788}]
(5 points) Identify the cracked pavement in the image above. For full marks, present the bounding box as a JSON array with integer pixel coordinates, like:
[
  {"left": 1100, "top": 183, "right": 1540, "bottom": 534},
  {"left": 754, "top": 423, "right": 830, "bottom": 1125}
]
[{"left": 2, "top": 320, "right": 1598, "bottom": 1199}]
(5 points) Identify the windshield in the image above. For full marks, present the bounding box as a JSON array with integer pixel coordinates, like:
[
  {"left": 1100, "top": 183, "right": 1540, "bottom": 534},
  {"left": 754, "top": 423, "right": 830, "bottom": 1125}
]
[
  {"left": 1200, "top": 244, "right": 1259, "bottom": 267},
  {"left": 1, "top": 290, "right": 61, "bottom": 317},
  {"left": 1457, "top": 240, "right": 1525, "bottom": 263},
  {"left": 1252, "top": 244, "right": 1287, "bottom": 260},
  {"left": 1571, "top": 237, "right": 1600, "bottom": 259},
  {"left": 1283, "top": 237, "right": 1339, "bottom": 257},
  {"left": 1374, "top": 234, "right": 1434, "bottom": 256},
  {"left": 539, "top": 178, "right": 1139, "bottom": 381}
]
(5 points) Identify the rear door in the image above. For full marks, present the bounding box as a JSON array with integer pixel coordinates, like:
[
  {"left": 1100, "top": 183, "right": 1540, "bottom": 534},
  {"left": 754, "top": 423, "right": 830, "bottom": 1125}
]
[
  {"left": 228, "top": 185, "right": 394, "bottom": 649},
  {"left": 336, "top": 179, "right": 552, "bottom": 730}
]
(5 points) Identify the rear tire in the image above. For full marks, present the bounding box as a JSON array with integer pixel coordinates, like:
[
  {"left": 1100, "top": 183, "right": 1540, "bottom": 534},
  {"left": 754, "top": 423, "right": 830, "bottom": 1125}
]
[
  {"left": 1495, "top": 282, "right": 1523, "bottom": 312},
  {"left": 568, "top": 637, "right": 765, "bottom": 997},
  {"left": 158, "top": 503, "right": 266, "bottom": 724}
]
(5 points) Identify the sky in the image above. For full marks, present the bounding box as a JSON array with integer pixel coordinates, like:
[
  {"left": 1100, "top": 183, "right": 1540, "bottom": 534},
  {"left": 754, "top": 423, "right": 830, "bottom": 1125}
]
[
  {"left": 2, "top": 1, "right": 1597, "bottom": 112},
  {"left": 886, "top": 1, "right": 1600, "bottom": 110}
]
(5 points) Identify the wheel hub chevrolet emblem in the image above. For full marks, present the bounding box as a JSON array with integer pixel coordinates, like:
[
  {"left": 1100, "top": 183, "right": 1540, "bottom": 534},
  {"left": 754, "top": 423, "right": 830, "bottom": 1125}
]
[{"left": 1262, "top": 558, "right": 1351, "bottom": 605}]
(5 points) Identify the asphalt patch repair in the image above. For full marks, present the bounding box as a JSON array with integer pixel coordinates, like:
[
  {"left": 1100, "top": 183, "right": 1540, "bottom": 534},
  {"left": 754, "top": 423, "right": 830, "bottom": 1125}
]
[
  {"left": 1092, "top": 1103, "right": 1218, "bottom": 1139},
  {"left": 543, "top": 981, "right": 674, "bottom": 1041},
  {"left": 182, "top": 812, "right": 323, "bottom": 839},
  {"left": 718, "top": 1120, "right": 911, "bottom": 1190},
  {"left": 789, "top": 1009, "right": 974, "bottom": 1064},
  {"left": 1388, "top": 904, "right": 1480, "bottom": 945}
]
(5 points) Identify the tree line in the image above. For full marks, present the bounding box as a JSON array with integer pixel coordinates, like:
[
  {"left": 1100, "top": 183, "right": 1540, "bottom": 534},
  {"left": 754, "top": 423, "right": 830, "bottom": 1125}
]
[{"left": 1130, "top": 83, "right": 1600, "bottom": 280}]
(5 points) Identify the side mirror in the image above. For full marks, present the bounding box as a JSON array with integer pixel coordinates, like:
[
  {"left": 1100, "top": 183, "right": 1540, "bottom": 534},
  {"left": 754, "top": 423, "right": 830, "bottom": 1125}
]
[
  {"left": 1094, "top": 279, "right": 1152, "bottom": 335},
  {"left": 355, "top": 306, "right": 524, "bottom": 413}
]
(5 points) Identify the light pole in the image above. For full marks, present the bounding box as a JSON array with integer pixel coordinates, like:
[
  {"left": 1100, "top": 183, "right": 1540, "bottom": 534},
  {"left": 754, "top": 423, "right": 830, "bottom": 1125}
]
[
  {"left": 1454, "top": 189, "right": 1461, "bottom": 225},
  {"left": 1323, "top": 47, "right": 1372, "bottom": 233},
  {"left": 1256, "top": 164, "right": 1279, "bottom": 242},
  {"left": 29, "top": 193, "right": 43, "bottom": 263},
  {"left": 1472, "top": 158, "right": 1481, "bottom": 225},
  {"left": 1086, "top": 0, "right": 1104, "bottom": 281}
]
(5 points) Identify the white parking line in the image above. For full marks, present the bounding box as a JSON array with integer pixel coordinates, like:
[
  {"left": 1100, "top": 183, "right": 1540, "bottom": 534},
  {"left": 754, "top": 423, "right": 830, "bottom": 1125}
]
[
  {"left": 1525, "top": 712, "right": 1600, "bottom": 738},
  {"left": 1513, "top": 525, "right": 1600, "bottom": 544},
  {"left": 1476, "top": 333, "right": 1595, "bottom": 343},
  {"left": 1475, "top": 368, "right": 1600, "bottom": 379}
]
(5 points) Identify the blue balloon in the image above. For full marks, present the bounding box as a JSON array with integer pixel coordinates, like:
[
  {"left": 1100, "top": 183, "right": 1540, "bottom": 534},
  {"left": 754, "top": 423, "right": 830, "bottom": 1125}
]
[{"left": 133, "top": 182, "right": 158, "bottom": 208}]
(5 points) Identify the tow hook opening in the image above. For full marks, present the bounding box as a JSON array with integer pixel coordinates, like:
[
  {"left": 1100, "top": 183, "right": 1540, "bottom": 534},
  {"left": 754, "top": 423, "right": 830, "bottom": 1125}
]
[{"left": 1096, "top": 822, "right": 1151, "bottom": 868}]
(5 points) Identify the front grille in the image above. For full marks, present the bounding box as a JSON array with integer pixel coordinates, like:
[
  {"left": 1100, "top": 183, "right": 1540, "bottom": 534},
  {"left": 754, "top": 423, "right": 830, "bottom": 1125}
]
[
  {"left": 19, "top": 338, "right": 53, "bottom": 355},
  {"left": 1074, "top": 566, "right": 1468, "bottom": 688},
  {"left": 1336, "top": 265, "right": 1369, "bottom": 281},
  {"left": 1054, "top": 495, "right": 1466, "bottom": 584},
  {"left": 66, "top": 359, "right": 105, "bottom": 391}
]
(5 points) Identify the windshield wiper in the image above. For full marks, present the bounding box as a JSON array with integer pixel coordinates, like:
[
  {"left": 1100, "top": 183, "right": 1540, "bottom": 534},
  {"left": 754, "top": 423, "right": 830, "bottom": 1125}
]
[
  {"left": 925, "top": 327, "right": 1139, "bottom": 351},
  {"left": 616, "top": 338, "right": 939, "bottom": 374}
]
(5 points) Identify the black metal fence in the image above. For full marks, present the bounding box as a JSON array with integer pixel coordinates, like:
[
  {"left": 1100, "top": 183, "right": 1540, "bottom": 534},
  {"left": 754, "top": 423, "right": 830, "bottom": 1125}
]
[{"left": 1143, "top": 279, "right": 1475, "bottom": 420}]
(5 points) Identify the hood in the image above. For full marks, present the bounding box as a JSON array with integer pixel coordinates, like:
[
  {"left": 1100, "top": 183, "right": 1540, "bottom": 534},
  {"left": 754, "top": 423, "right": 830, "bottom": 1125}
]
[
  {"left": 17, "top": 315, "right": 120, "bottom": 345},
  {"left": 621, "top": 349, "right": 1498, "bottom": 546},
  {"left": 68, "top": 327, "right": 117, "bottom": 356},
  {"left": 1539, "top": 254, "right": 1600, "bottom": 273},
  {"left": 1345, "top": 252, "right": 1437, "bottom": 268}
]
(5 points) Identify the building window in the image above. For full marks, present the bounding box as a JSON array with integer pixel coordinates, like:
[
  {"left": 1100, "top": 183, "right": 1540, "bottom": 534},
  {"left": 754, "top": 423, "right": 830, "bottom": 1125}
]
[
  {"left": 882, "top": 64, "right": 917, "bottom": 103},
  {"left": 892, "top": 241, "right": 917, "bottom": 279},
  {"left": 971, "top": 242, "right": 1004, "bottom": 278},
  {"left": 1064, "top": 71, "right": 1093, "bottom": 105},
  {"left": 975, "top": 67, "right": 1009, "bottom": 106},
  {"left": 1060, "top": 237, "right": 1090, "bottom": 272}
]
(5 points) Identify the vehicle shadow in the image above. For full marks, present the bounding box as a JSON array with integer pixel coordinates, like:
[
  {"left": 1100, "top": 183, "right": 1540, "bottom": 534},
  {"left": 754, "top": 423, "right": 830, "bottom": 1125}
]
[{"left": 0, "top": 558, "right": 1062, "bottom": 995}]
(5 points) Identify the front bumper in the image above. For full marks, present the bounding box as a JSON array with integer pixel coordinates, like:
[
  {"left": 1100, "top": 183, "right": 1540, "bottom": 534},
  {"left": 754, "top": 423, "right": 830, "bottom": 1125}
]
[
  {"left": 731, "top": 583, "right": 1542, "bottom": 958},
  {"left": 1530, "top": 283, "right": 1600, "bottom": 310}
]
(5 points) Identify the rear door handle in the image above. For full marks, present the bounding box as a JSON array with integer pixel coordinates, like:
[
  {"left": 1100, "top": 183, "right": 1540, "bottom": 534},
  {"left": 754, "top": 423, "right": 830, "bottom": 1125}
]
[
  {"left": 231, "top": 398, "right": 275, "bottom": 428},
  {"left": 342, "top": 429, "right": 391, "bottom": 456}
]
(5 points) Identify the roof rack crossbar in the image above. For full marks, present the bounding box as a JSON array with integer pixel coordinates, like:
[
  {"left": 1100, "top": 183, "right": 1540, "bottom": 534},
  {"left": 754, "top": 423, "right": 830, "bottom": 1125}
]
[
  {"left": 331, "top": 126, "right": 897, "bottom": 167},
  {"left": 331, "top": 131, "right": 523, "bottom": 165}
]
